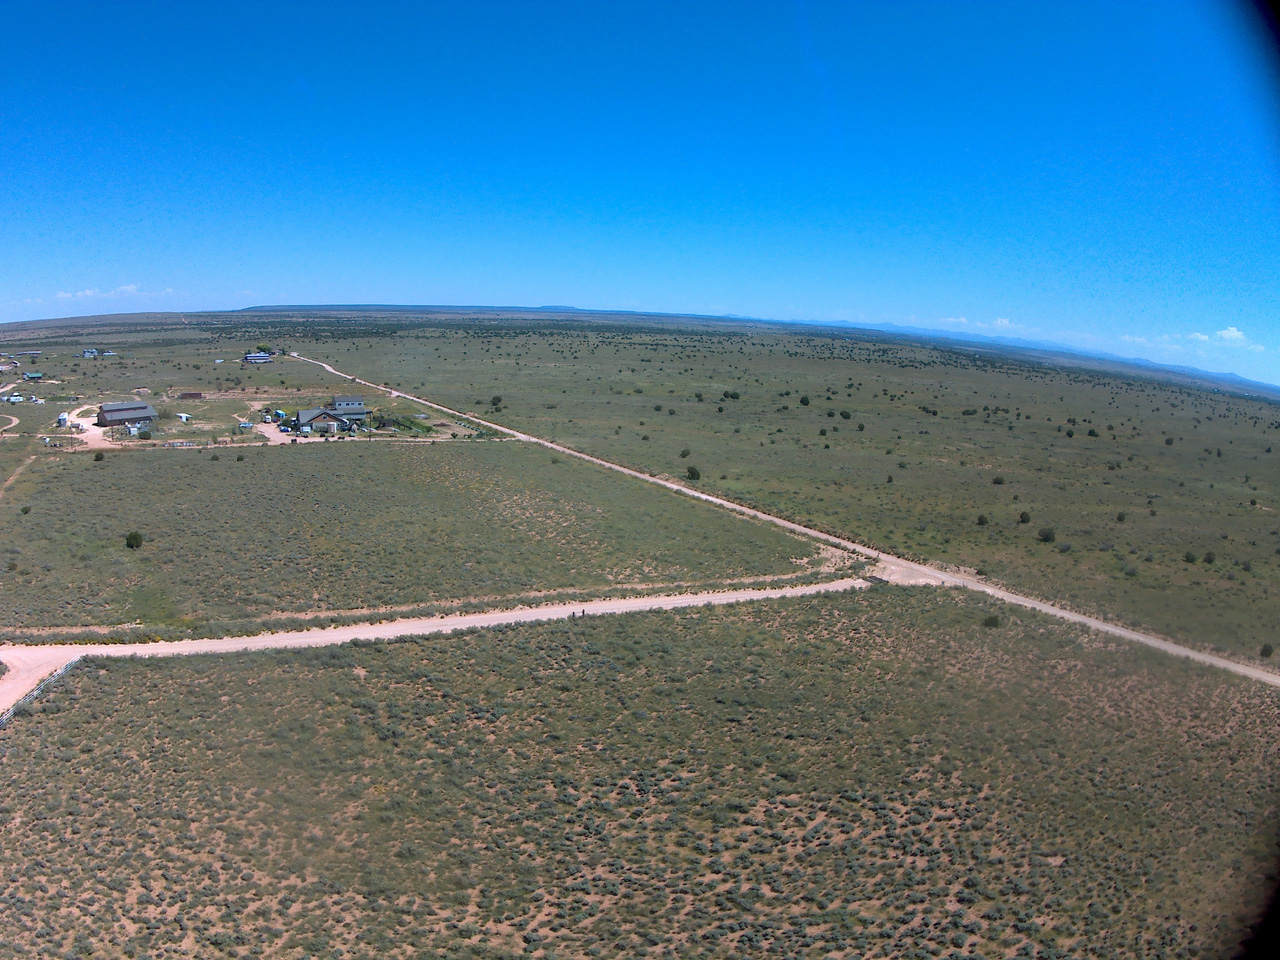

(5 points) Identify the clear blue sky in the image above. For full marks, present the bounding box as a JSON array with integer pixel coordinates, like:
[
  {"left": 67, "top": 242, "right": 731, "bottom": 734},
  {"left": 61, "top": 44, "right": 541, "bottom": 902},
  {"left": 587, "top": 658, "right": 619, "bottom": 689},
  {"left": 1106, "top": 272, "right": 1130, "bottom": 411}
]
[{"left": 2, "top": 1, "right": 1278, "bottom": 382}]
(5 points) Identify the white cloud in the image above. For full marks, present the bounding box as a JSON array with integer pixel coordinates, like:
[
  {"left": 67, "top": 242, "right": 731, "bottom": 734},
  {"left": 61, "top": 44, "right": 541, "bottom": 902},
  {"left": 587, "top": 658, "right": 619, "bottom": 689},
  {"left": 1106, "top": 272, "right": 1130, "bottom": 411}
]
[
  {"left": 1217, "top": 326, "right": 1247, "bottom": 342},
  {"left": 1187, "top": 332, "right": 1209, "bottom": 341},
  {"left": 52, "top": 284, "right": 172, "bottom": 302},
  {"left": 990, "top": 317, "right": 1013, "bottom": 329}
]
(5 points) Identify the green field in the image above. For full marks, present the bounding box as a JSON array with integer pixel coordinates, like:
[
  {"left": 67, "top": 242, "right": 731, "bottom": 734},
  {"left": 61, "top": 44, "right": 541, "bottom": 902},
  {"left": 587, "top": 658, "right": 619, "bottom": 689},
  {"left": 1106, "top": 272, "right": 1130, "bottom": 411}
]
[
  {"left": 0, "top": 589, "right": 1274, "bottom": 959},
  {"left": 261, "top": 315, "right": 1279, "bottom": 661},
  {"left": 0, "top": 439, "right": 826, "bottom": 637}
]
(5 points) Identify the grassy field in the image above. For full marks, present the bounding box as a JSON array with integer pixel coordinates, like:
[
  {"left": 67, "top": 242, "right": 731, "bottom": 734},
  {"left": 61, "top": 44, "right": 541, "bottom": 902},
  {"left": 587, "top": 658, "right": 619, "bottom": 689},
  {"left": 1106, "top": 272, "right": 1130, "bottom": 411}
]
[
  {"left": 257, "top": 315, "right": 1279, "bottom": 661},
  {"left": 0, "top": 439, "right": 827, "bottom": 636},
  {"left": 0, "top": 588, "right": 1275, "bottom": 959}
]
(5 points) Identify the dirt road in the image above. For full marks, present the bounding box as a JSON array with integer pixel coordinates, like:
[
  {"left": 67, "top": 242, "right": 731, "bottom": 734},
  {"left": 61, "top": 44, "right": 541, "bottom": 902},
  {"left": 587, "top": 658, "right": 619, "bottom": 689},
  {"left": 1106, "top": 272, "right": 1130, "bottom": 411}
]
[
  {"left": 291, "top": 353, "right": 1280, "bottom": 691},
  {"left": 0, "top": 578, "right": 871, "bottom": 715}
]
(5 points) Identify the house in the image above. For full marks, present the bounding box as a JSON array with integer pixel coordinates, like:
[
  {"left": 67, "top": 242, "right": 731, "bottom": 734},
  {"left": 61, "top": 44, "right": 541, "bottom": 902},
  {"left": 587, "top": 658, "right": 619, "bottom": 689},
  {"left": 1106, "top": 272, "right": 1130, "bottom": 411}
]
[
  {"left": 327, "top": 395, "right": 366, "bottom": 421},
  {"left": 96, "top": 400, "right": 157, "bottom": 427},
  {"left": 296, "top": 408, "right": 350, "bottom": 434},
  {"left": 22, "top": 371, "right": 42, "bottom": 381},
  {"left": 80, "top": 349, "right": 98, "bottom": 359},
  {"left": 243, "top": 352, "right": 273, "bottom": 364}
]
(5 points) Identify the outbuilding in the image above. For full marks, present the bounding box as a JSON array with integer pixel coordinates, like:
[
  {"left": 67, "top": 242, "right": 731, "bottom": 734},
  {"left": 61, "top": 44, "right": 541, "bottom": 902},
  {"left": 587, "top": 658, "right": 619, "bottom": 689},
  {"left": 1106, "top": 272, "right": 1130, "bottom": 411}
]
[{"left": 97, "top": 400, "right": 157, "bottom": 427}]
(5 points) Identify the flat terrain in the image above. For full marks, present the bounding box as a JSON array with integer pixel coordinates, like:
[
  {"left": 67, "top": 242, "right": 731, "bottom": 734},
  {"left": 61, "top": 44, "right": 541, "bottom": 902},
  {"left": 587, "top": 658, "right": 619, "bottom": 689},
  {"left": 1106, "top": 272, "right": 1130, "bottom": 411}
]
[
  {"left": 280, "top": 316, "right": 1280, "bottom": 661},
  {"left": 0, "top": 590, "right": 1275, "bottom": 959},
  {"left": 0, "top": 440, "right": 829, "bottom": 636},
  {"left": 0, "top": 309, "right": 1277, "bottom": 959}
]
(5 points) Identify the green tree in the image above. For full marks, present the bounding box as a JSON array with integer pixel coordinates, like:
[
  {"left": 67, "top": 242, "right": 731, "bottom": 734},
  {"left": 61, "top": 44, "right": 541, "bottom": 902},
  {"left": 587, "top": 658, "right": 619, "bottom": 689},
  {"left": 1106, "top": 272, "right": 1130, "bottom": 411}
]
[{"left": 125, "top": 531, "right": 143, "bottom": 549}]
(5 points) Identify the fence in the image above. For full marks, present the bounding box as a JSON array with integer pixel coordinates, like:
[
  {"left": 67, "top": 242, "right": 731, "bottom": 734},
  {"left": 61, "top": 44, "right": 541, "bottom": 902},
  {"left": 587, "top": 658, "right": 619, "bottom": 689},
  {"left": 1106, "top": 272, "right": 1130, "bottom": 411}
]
[{"left": 0, "top": 657, "right": 83, "bottom": 729}]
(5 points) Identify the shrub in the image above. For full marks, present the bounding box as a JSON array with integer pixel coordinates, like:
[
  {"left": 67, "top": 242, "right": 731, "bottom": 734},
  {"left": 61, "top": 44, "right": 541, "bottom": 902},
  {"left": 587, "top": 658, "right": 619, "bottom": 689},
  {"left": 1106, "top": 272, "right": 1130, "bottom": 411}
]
[
  {"left": 840, "top": 410, "right": 851, "bottom": 419},
  {"left": 210, "top": 454, "right": 220, "bottom": 461},
  {"left": 1087, "top": 428, "right": 1099, "bottom": 437},
  {"left": 886, "top": 474, "right": 893, "bottom": 483},
  {"left": 138, "top": 430, "right": 151, "bottom": 440},
  {"left": 1203, "top": 550, "right": 1215, "bottom": 564},
  {"left": 1038, "top": 527, "right": 1055, "bottom": 543},
  {"left": 1262, "top": 643, "right": 1274, "bottom": 659},
  {"left": 1184, "top": 551, "right": 1198, "bottom": 563},
  {"left": 93, "top": 451, "right": 105, "bottom": 462},
  {"left": 679, "top": 448, "right": 690, "bottom": 458},
  {"left": 125, "top": 531, "right": 143, "bottom": 549},
  {"left": 686, "top": 466, "right": 700, "bottom": 481},
  {"left": 976, "top": 514, "right": 988, "bottom": 526},
  {"left": 1165, "top": 436, "right": 1174, "bottom": 446},
  {"left": 1018, "top": 511, "right": 1030, "bottom": 524},
  {"left": 799, "top": 396, "right": 809, "bottom": 406},
  {"left": 236, "top": 454, "right": 245, "bottom": 461},
  {"left": 982, "top": 615, "right": 1000, "bottom": 628},
  {"left": 1116, "top": 511, "right": 1125, "bottom": 522},
  {"left": 857, "top": 423, "right": 865, "bottom": 431},
  {"left": 992, "top": 476, "right": 1005, "bottom": 485},
  {"left": 1057, "top": 543, "right": 1072, "bottom": 553},
  {"left": 1065, "top": 429, "right": 1074, "bottom": 438},
  {"left": 20, "top": 506, "right": 30, "bottom": 515}
]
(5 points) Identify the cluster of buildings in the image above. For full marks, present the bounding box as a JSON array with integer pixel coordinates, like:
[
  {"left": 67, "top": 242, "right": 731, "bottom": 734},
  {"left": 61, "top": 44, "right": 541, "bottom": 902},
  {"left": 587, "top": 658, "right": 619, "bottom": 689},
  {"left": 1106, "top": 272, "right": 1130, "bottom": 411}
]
[{"left": 279, "top": 396, "right": 367, "bottom": 435}]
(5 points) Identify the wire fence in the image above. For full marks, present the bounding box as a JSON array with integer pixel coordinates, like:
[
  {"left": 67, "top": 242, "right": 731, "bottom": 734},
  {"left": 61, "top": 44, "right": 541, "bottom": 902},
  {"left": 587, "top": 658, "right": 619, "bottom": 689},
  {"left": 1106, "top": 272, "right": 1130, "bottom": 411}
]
[{"left": 0, "top": 657, "right": 82, "bottom": 729}]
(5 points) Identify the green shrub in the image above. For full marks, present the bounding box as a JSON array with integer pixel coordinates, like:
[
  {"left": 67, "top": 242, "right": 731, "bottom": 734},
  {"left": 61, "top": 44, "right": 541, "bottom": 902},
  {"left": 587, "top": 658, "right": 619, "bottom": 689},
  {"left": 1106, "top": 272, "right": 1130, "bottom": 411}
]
[
  {"left": 686, "top": 466, "right": 700, "bottom": 481},
  {"left": 1038, "top": 527, "right": 1055, "bottom": 543},
  {"left": 93, "top": 451, "right": 104, "bottom": 462},
  {"left": 125, "top": 531, "right": 143, "bottom": 550}
]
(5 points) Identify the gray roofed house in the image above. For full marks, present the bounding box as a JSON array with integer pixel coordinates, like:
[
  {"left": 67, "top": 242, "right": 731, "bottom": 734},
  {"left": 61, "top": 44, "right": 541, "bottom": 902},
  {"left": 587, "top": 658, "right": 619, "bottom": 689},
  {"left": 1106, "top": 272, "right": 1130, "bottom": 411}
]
[
  {"left": 296, "top": 408, "right": 351, "bottom": 432},
  {"left": 97, "top": 400, "right": 157, "bottom": 427}
]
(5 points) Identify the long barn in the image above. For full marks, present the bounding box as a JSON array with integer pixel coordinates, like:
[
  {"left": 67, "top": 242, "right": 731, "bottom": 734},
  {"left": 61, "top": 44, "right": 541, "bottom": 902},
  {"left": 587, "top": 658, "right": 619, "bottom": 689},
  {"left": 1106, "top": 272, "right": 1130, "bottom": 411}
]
[{"left": 96, "top": 401, "right": 157, "bottom": 427}]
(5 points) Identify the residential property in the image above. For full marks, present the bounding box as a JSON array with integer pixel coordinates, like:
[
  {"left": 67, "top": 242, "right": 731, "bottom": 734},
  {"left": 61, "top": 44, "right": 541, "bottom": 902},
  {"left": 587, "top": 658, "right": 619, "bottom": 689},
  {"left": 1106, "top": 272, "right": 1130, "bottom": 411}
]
[
  {"left": 57, "top": 412, "right": 69, "bottom": 428},
  {"left": 327, "top": 395, "right": 366, "bottom": 421},
  {"left": 22, "top": 371, "right": 42, "bottom": 381},
  {"left": 243, "top": 352, "right": 273, "bottom": 364},
  {"left": 96, "top": 400, "right": 157, "bottom": 427},
  {"left": 80, "top": 349, "right": 98, "bottom": 359},
  {"left": 296, "top": 408, "right": 350, "bottom": 434}
]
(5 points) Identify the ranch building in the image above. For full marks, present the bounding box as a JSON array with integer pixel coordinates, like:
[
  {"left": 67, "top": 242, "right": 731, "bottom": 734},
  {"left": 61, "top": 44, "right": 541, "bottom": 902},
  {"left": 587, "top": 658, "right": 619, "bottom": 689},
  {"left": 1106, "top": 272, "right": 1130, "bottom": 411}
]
[{"left": 96, "top": 400, "right": 157, "bottom": 427}]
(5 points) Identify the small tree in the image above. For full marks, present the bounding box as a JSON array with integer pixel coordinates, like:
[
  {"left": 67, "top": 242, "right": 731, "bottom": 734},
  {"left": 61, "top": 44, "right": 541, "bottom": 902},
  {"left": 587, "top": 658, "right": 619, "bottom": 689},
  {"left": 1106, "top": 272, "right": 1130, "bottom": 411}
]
[
  {"left": 799, "top": 396, "right": 810, "bottom": 406},
  {"left": 686, "top": 466, "right": 700, "bottom": 481},
  {"left": 977, "top": 514, "right": 988, "bottom": 526},
  {"left": 1184, "top": 551, "right": 1198, "bottom": 563},
  {"left": 1262, "top": 643, "right": 1274, "bottom": 659},
  {"left": 982, "top": 615, "right": 1000, "bottom": 628},
  {"left": 93, "top": 451, "right": 104, "bottom": 462},
  {"left": 679, "top": 448, "right": 691, "bottom": 458},
  {"left": 1018, "top": 511, "right": 1031, "bottom": 524},
  {"left": 1203, "top": 550, "right": 1215, "bottom": 564},
  {"left": 1038, "top": 527, "right": 1055, "bottom": 543},
  {"left": 1116, "top": 511, "right": 1126, "bottom": 522},
  {"left": 125, "top": 531, "right": 143, "bottom": 549}
]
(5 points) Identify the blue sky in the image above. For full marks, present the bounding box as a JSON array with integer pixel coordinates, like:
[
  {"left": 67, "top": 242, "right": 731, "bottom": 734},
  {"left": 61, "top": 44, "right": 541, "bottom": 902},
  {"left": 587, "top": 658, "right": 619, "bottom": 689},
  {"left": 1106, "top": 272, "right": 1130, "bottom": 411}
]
[{"left": 2, "top": 1, "right": 1278, "bottom": 382}]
